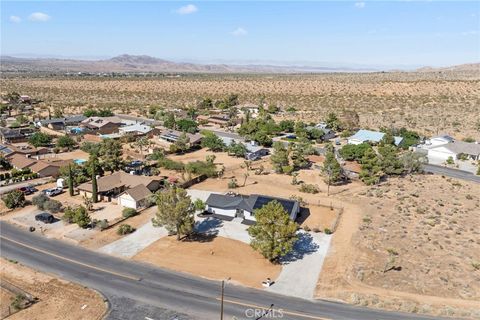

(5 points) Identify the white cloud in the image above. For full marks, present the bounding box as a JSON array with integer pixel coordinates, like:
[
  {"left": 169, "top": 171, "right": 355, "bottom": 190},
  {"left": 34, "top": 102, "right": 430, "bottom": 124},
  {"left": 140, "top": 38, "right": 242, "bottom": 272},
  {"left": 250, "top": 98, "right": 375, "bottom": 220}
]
[
  {"left": 28, "top": 12, "right": 51, "bottom": 22},
  {"left": 9, "top": 16, "right": 22, "bottom": 23},
  {"left": 176, "top": 4, "right": 198, "bottom": 15},
  {"left": 231, "top": 27, "right": 248, "bottom": 37},
  {"left": 354, "top": 2, "right": 366, "bottom": 9}
]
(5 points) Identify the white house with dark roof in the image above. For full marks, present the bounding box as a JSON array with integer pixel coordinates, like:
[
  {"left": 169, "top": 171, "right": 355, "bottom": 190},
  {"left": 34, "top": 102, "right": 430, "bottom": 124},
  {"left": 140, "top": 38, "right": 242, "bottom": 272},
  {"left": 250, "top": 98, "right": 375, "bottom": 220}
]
[
  {"left": 205, "top": 193, "right": 300, "bottom": 224},
  {"left": 427, "top": 140, "right": 480, "bottom": 162}
]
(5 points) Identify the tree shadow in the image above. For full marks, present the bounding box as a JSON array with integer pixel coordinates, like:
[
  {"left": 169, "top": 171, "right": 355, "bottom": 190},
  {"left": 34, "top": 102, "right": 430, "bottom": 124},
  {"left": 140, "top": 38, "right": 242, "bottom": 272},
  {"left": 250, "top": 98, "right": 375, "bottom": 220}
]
[
  {"left": 184, "top": 232, "right": 217, "bottom": 243},
  {"left": 278, "top": 232, "right": 319, "bottom": 264},
  {"left": 194, "top": 217, "right": 223, "bottom": 237}
]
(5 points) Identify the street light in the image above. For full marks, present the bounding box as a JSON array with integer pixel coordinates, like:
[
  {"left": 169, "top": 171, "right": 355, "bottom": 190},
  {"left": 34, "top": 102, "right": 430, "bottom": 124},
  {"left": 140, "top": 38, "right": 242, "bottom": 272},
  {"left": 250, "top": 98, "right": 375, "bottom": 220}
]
[{"left": 220, "top": 277, "right": 231, "bottom": 320}]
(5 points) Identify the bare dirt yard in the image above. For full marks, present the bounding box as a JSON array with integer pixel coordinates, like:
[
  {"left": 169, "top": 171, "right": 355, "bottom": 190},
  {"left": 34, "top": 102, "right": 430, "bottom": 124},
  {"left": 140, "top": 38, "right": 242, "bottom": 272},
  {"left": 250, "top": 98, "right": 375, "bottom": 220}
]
[
  {"left": 2, "top": 72, "right": 479, "bottom": 138},
  {"left": 0, "top": 258, "right": 106, "bottom": 320},
  {"left": 133, "top": 235, "right": 281, "bottom": 288},
  {"left": 316, "top": 174, "right": 480, "bottom": 318}
]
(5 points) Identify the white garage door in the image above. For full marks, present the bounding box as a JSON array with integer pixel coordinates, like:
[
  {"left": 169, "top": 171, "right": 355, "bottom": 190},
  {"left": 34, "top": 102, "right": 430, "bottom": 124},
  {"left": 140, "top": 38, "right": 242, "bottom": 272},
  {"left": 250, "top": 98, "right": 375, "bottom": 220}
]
[
  {"left": 119, "top": 197, "right": 137, "bottom": 209},
  {"left": 428, "top": 148, "right": 455, "bottom": 161}
]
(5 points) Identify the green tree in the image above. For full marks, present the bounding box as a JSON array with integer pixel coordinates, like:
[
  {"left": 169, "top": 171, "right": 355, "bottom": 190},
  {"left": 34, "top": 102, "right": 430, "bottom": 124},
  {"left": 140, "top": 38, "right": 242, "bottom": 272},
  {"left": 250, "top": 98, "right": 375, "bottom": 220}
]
[
  {"left": 174, "top": 132, "right": 190, "bottom": 154},
  {"left": 290, "top": 142, "right": 309, "bottom": 170},
  {"left": 248, "top": 200, "right": 298, "bottom": 262},
  {"left": 401, "top": 152, "right": 426, "bottom": 174},
  {"left": 63, "top": 205, "right": 91, "bottom": 228},
  {"left": 89, "top": 153, "right": 99, "bottom": 203},
  {"left": 227, "top": 141, "right": 248, "bottom": 158},
  {"left": 2, "top": 190, "right": 26, "bottom": 209},
  {"left": 176, "top": 119, "right": 198, "bottom": 133},
  {"left": 68, "top": 164, "right": 74, "bottom": 196},
  {"left": 152, "top": 187, "right": 195, "bottom": 240},
  {"left": 270, "top": 142, "right": 289, "bottom": 173},
  {"left": 378, "top": 145, "right": 403, "bottom": 175},
  {"left": 99, "top": 139, "right": 123, "bottom": 172},
  {"left": 253, "top": 131, "right": 272, "bottom": 147},
  {"left": 163, "top": 112, "right": 176, "bottom": 129},
  {"left": 380, "top": 131, "right": 395, "bottom": 146},
  {"left": 360, "top": 148, "right": 383, "bottom": 185},
  {"left": 56, "top": 135, "right": 77, "bottom": 150},
  {"left": 325, "top": 112, "right": 342, "bottom": 131},
  {"left": 339, "top": 143, "right": 372, "bottom": 161},
  {"left": 28, "top": 132, "right": 52, "bottom": 147},
  {"left": 193, "top": 199, "right": 206, "bottom": 212},
  {"left": 80, "top": 141, "right": 101, "bottom": 155},
  {"left": 201, "top": 132, "right": 226, "bottom": 151},
  {"left": 321, "top": 148, "right": 343, "bottom": 185},
  {"left": 279, "top": 120, "right": 295, "bottom": 133}
]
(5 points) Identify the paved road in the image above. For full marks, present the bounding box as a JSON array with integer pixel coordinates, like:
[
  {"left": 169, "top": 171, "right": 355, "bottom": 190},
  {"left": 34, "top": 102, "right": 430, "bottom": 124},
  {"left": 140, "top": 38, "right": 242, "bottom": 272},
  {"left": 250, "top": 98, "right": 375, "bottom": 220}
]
[
  {"left": 0, "top": 177, "right": 51, "bottom": 195},
  {"left": 0, "top": 222, "right": 444, "bottom": 320},
  {"left": 423, "top": 164, "right": 480, "bottom": 183}
]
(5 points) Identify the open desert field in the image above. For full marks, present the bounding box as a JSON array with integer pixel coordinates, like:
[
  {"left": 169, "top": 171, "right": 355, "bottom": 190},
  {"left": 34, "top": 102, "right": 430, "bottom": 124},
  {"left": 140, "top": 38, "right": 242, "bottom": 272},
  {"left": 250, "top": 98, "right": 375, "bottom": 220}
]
[
  {"left": 0, "top": 258, "right": 106, "bottom": 320},
  {"left": 316, "top": 174, "right": 480, "bottom": 318},
  {"left": 2, "top": 71, "right": 479, "bottom": 138}
]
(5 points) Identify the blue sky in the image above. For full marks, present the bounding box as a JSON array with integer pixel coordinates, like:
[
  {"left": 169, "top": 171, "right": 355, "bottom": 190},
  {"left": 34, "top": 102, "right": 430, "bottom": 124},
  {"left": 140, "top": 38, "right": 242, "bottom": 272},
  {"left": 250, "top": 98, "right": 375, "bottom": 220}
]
[{"left": 1, "top": 1, "right": 479, "bottom": 67}]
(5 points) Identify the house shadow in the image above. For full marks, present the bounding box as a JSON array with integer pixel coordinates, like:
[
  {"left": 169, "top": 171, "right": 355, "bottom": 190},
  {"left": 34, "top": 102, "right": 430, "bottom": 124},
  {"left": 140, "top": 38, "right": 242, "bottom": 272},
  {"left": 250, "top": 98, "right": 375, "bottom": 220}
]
[
  {"left": 278, "top": 232, "right": 319, "bottom": 264},
  {"left": 295, "top": 207, "right": 311, "bottom": 226},
  {"left": 194, "top": 217, "right": 223, "bottom": 238}
]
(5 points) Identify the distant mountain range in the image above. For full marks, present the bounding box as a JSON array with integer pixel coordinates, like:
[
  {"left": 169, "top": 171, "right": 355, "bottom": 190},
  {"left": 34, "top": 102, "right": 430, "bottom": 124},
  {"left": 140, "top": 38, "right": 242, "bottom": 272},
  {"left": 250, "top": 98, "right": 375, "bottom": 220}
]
[{"left": 1, "top": 54, "right": 478, "bottom": 74}]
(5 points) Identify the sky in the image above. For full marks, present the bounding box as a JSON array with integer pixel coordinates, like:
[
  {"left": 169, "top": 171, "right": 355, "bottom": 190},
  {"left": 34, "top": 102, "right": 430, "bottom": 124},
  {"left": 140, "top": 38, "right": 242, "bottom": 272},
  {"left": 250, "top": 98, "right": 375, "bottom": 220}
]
[{"left": 1, "top": 1, "right": 479, "bottom": 68}]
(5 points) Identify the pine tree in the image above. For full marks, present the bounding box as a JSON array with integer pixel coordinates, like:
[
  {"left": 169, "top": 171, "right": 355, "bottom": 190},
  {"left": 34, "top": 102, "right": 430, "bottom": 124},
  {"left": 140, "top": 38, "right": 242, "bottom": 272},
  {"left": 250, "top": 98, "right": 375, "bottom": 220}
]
[
  {"left": 378, "top": 145, "right": 403, "bottom": 175},
  {"left": 321, "top": 148, "right": 343, "bottom": 185},
  {"left": 360, "top": 148, "right": 383, "bottom": 185},
  {"left": 248, "top": 200, "right": 298, "bottom": 262},
  {"left": 68, "top": 164, "right": 74, "bottom": 196},
  {"left": 152, "top": 187, "right": 195, "bottom": 240},
  {"left": 270, "top": 142, "right": 289, "bottom": 173},
  {"left": 90, "top": 154, "right": 98, "bottom": 203}
]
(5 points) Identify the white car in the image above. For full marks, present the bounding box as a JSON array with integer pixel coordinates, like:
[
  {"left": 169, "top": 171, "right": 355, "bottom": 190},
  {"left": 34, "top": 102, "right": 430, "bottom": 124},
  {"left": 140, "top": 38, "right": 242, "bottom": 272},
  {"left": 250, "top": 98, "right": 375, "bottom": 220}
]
[{"left": 42, "top": 188, "right": 63, "bottom": 197}]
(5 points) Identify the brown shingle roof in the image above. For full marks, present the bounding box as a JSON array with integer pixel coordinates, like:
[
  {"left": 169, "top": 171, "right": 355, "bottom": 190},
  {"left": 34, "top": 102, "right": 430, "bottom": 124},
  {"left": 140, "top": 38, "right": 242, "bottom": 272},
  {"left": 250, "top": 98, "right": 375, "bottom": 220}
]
[
  {"left": 121, "top": 184, "right": 152, "bottom": 201},
  {"left": 77, "top": 171, "right": 161, "bottom": 193},
  {"left": 9, "top": 154, "right": 37, "bottom": 169}
]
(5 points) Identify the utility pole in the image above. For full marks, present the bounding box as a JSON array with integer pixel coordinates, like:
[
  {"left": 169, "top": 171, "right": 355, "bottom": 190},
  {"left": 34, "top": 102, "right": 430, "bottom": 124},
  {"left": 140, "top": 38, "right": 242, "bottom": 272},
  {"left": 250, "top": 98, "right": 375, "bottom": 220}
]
[{"left": 220, "top": 278, "right": 230, "bottom": 320}]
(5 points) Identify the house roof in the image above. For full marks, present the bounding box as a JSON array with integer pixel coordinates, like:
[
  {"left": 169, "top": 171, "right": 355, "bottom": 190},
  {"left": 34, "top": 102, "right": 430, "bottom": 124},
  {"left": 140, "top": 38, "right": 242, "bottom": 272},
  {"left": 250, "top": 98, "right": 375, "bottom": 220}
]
[
  {"left": 349, "top": 129, "right": 403, "bottom": 146},
  {"left": 9, "top": 154, "right": 37, "bottom": 169},
  {"left": 430, "top": 135, "right": 455, "bottom": 143},
  {"left": 39, "top": 115, "right": 86, "bottom": 126},
  {"left": 433, "top": 141, "right": 480, "bottom": 156},
  {"left": 0, "top": 128, "right": 25, "bottom": 139},
  {"left": 206, "top": 193, "right": 299, "bottom": 221},
  {"left": 119, "top": 123, "right": 152, "bottom": 134},
  {"left": 82, "top": 116, "right": 123, "bottom": 128},
  {"left": 77, "top": 171, "right": 161, "bottom": 193},
  {"left": 120, "top": 184, "right": 152, "bottom": 202},
  {"left": 158, "top": 128, "right": 202, "bottom": 145}
]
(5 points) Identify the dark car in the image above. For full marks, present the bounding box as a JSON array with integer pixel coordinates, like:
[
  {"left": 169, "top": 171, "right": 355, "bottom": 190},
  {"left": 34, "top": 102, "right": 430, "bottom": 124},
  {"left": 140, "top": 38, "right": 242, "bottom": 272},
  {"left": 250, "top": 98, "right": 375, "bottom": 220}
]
[
  {"left": 35, "top": 212, "right": 55, "bottom": 224},
  {"left": 17, "top": 186, "right": 37, "bottom": 195}
]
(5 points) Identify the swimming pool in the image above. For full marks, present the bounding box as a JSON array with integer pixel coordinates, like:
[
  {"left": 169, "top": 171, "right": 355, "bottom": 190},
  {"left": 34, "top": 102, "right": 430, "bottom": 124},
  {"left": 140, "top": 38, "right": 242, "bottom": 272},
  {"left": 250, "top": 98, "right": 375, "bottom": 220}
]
[{"left": 74, "top": 159, "right": 87, "bottom": 165}]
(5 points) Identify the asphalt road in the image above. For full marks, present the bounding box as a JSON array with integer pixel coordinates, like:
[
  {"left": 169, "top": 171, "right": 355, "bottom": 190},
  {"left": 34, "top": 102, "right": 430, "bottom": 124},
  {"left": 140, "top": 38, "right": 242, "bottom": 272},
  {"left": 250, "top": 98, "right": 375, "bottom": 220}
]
[
  {"left": 423, "top": 164, "right": 480, "bottom": 183},
  {"left": 0, "top": 222, "right": 444, "bottom": 320}
]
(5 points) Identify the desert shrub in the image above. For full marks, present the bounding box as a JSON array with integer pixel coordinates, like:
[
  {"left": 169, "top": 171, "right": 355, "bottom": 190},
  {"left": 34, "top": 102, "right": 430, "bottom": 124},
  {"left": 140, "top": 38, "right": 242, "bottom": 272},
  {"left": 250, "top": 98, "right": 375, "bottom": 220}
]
[
  {"left": 1, "top": 190, "right": 25, "bottom": 209},
  {"left": 157, "top": 158, "right": 185, "bottom": 171},
  {"left": 99, "top": 219, "right": 109, "bottom": 230},
  {"left": 324, "top": 228, "right": 332, "bottom": 234},
  {"left": 122, "top": 207, "right": 138, "bottom": 218},
  {"left": 63, "top": 206, "right": 91, "bottom": 228},
  {"left": 228, "top": 178, "right": 238, "bottom": 189},
  {"left": 446, "top": 156, "right": 455, "bottom": 165},
  {"left": 32, "top": 194, "right": 48, "bottom": 209},
  {"left": 303, "top": 225, "right": 311, "bottom": 232},
  {"left": 117, "top": 224, "right": 135, "bottom": 235},
  {"left": 10, "top": 294, "right": 27, "bottom": 311},
  {"left": 193, "top": 199, "right": 206, "bottom": 212},
  {"left": 299, "top": 183, "right": 320, "bottom": 194},
  {"left": 44, "top": 199, "right": 62, "bottom": 213},
  {"left": 185, "top": 160, "right": 217, "bottom": 177}
]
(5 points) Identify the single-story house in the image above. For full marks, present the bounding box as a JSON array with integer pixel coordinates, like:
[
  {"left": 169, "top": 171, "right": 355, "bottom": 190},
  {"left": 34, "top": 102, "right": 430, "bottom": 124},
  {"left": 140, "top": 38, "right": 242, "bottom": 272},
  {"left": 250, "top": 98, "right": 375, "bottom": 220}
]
[
  {"left": 219, "top": 136, "right": 269, "bottom": 160},
  {"left": 8, "top": 154, "right": 70, "bottom": 177},
  {"left": 8, "top": 154, "right": 37, "bottom": 169},
  {"left": 427, "top": 140, "right": 480, "bottom": 162},
  {"left": 115, "top": 114, "right": 163, "bottom": 127},
  {"left": 118, "top": 184, "right": 153, "bottom": 209},
  {"left": 306, "top": 125, "right": 336, "bottom": 141},
  {"left": 81, "top": 116, "right": 124, "bottom": 134},
  {"left": 36, "top": 115, "right": 87, "bottom": 130},
  {"left": 77, "top": 171, "right": 162, "bottom": 202},
  {"left": 0, "top": 128, "right": 36, "bottom": 144},
  {"left": 157, "top": 128, "right": 202, "bottom": 146},
  {"left": 205, "top": 193, "right": 300, "bottom": 223},
  {"left": 348, "top": 129, "right": 403, "bottom": 146},
  {"left": 0, "top": 143, "right": 48, "bottom": 159},
  {"left": 118, "top": 123, "right": 156, "bottom": 137}
]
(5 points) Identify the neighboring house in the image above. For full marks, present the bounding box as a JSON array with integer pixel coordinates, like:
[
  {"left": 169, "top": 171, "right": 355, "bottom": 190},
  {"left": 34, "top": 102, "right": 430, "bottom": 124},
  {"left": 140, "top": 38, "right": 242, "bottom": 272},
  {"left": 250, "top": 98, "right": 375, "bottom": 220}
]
[
  {"left": 157, "top": 128, "right": 203, "bottom": 146},
  {"left": 0, "top": 128, "right": 36, "bottom": 144},
  {"left": 118, "top": 123, "right": 155, "bottom": 137},
  {"left": 118, "top": 184, "right": 153, "bottom": 209},
  {"left": 424, "top": 135, "right": 455, "bottom": 147},
  {"left": 77, "top": 171, "right": 162, "bottom": 202},
  {"left": 427, "top": 140, "right": 480, "bottom": 162},
  {"left": 219, "top": 136, "right": 269, "bottom": 160},
  {"left": 8, "top": 153, "right": 69, "bottom": 177},
  {"left": 36, "top": 115, "right": 87, "bottom": 131},
  {"left": 115, "top": 114, "right": 163, "bottom": 127},
  {"left": 197, "top": 115, "right": 235, "bottom": 127},
  {"left": 205, "top": 193, "right": 300, "bottom": 224},
  {"left": 81, "top": 116, "right": 124, "bottom": 134},
  {"left": 347, "top": 129, "right": 403, "bottom": 146},
  {"left": 306, "top": 124, "right": 336, "bottom": 141},
  {"left": 0, "top": 143, "right": 48, "bottom": 159}
]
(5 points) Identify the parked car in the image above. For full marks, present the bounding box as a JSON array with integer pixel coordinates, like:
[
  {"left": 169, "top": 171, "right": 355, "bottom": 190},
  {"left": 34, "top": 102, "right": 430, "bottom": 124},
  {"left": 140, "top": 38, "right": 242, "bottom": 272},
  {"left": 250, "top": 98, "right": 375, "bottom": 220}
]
[
  {"left": 17, "top": 186, "right": 37, "bottom": 195},
  {"left": 35, "top": 212, "right": 55, "bottom": 224},
  {"left": 42, "top": 188, "right": 63, "bottom": 197}
]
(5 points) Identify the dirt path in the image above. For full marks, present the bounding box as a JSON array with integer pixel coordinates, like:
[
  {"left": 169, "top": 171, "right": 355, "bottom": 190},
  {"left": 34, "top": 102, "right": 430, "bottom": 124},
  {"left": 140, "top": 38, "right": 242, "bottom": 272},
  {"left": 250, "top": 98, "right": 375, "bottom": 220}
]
[{"left": 0, "top": 258, "right": 107, "bottom": 320}]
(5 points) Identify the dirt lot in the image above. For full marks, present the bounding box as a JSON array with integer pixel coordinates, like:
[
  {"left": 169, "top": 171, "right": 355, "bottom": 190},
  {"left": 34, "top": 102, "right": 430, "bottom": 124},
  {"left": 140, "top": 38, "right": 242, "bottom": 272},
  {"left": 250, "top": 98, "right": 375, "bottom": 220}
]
[
  {"left": 170, "top": 149, "right": 248, "bottom": 171},
  {"left": 133, "top": 235, "right": 281, "bottom": 288},
  {"left": 0, "top": 287, "right": 16, "bottom": 319},
  {"left": 0, "top": 258, "right": 106, "bottom": 320},
  {"left": 2, "top": 72, "right": 479, "bottom": 138},
  {"left": 316, "top": 174, "right": 480, "bottom": 318}
]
